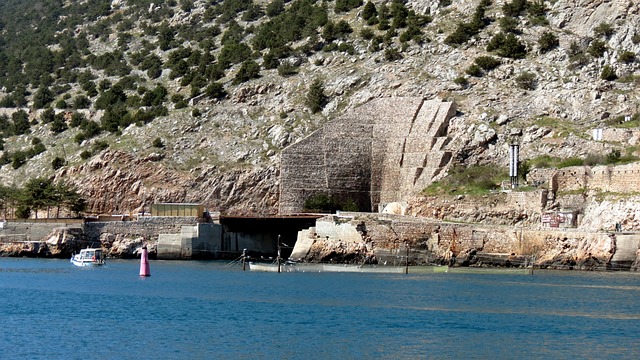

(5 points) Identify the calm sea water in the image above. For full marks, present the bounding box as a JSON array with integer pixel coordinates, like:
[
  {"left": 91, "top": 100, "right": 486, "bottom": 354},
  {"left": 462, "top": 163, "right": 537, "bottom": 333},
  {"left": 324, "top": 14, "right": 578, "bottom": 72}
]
[{"left": 1, "top": 258, "right": 639, "bottom": 360}]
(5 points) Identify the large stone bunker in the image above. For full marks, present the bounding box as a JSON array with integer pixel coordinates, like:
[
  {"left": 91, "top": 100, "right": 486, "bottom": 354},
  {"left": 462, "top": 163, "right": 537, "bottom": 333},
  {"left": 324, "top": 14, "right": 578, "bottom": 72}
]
[{"left": 280, "top": 97, "right": 457, "bottom": 214}]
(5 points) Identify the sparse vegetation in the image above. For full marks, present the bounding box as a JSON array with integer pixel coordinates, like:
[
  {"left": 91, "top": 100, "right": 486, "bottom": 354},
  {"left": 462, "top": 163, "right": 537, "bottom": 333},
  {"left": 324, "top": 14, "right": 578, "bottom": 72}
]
[
  {"left": 618, "top": 51, "right": 636, "bottom": 64},
  {"left": 474, "top": 56, "right": 501, "bottom": 70},
  {"left": 487, "top": 32, "right": 528, "bottom": 59},
  {"left": 444, "top": 0, "right": 492, "bottom": 46},
  {"left": 303, "top": 192, "right": 360, "bottom": 212},
  {"left": 587, "top": 39, "right": 607, "bottom": 58},
  {"left": 423, "top": 164, "right": 508, "bottom": 196},
  {"left": 453, "top": 76, "right": 469, "bottom": 88},
  {"left": 465, "top": 64, "right": 483, "bottom": 77},
  {"left": 600, "top": 65, "right": 617, "bottom": 81},
  {"left": 515, "top": 72, "right": 537, "bottom": 90},
  {"left": 593, "top": 22, "right": 614, "bottom": 38},
  {"left": 538, "top": 31, "right": 559, "bottom": 53}
]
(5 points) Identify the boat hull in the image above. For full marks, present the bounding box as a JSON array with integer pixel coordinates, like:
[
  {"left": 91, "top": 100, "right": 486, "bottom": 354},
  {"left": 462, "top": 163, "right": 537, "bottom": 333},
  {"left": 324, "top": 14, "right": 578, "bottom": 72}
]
[
  {"left": 248, "top": 262, "right": 291, "bottom": 272},
  {"left": 70, "top": 258, "right": 104, "bottom": 267},
  {"left": 70, "top": 248, "right": 105, "bottom": 267}
]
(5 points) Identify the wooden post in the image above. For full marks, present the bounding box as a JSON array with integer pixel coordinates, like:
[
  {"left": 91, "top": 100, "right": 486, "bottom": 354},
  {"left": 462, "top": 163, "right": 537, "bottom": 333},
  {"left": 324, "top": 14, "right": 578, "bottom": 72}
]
[{"left": 242, "top": 248, "right": 246, "bottom": 271}]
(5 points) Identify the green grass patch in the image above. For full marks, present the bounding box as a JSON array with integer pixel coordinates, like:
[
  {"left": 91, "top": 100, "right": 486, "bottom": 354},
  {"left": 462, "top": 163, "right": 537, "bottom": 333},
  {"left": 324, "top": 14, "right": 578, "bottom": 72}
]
[
  {"left": 529, "top": 149, "right": 640, "bottom": 170},
  {"left": 532, "top": 116, "right": 584, "bottom": 137},
  {"left": 557, "top": 188, "right": 587, "bottom": 196},
  {"left": 423, "top": 164, "right": 508, "bottom": 196},
  {"left": 604, "top": 113, "right": 640, "bottom": 128}
]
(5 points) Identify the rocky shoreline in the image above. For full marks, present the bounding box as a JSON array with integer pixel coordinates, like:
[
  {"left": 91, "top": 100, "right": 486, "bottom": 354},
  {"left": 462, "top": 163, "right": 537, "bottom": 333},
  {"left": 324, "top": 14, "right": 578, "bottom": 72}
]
[{"left": 3, "top": 215, "right": 639, "bottom": 272}]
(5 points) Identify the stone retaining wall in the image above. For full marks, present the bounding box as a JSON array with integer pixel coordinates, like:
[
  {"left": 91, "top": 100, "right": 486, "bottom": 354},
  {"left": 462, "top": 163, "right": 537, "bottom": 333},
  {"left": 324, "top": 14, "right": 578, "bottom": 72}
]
[
  {"left": 528, "top": 163, "right": 640, "bottom": 194},
  {"left": 280, "top": 97, "right": 456, "bottom": 214},
  {"left": 84, "top": 216, "right": 199, "bottom": 241}
]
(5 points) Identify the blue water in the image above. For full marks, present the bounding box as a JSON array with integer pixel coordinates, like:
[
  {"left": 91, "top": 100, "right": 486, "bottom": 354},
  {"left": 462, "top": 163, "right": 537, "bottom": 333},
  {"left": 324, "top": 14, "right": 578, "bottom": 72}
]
[{"left": 1, "top": 259, "right": 639, "bottom": 360}]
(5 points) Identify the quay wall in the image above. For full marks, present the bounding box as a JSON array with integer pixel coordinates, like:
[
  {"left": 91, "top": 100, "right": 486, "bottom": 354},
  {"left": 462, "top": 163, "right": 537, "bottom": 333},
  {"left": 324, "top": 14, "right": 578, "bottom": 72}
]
[{"left": 83, "top": 216, "right": 199, "bottom": 241}]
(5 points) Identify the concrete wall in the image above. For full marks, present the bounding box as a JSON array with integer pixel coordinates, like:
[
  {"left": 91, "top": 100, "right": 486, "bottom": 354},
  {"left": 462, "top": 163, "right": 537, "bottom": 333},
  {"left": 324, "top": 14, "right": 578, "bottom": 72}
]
[
  {"left": 280, "top": 98, "right": 457, "bottom": 214},
  {"left": 157, "top": 223, "right": 223, "bottom": 259}
]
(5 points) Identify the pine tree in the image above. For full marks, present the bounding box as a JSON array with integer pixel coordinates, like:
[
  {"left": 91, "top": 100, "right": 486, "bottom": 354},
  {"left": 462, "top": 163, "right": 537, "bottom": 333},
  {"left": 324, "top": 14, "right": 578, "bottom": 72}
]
[{"left": 305, "top": 79, "right": 327, "bottom": 113}]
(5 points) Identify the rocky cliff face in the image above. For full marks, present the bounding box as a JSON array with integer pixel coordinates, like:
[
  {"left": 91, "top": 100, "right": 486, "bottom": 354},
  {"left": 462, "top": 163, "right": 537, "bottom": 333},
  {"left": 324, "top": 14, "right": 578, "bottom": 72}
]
[
  {"left": 0, "top": 0, "right": 638, "bottom": 221},
  {"left": 53, "top": 149, "right": 279, "bottom": 215}
]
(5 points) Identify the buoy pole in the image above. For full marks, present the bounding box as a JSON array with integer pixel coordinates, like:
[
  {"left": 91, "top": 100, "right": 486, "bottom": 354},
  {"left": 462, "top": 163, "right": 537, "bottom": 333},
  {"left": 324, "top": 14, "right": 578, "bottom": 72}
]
[
  {"left": 140, "top": 246, "right": 150, "bottom": 277},
  {"left": 242, "top": 248, "right": 247, "bottom": 271},
  {"left": 277, "top": 235, "right": 281, "bottom": 273},
  {"left": 405, "top": 245, "right": 409, "bottom": 274}
]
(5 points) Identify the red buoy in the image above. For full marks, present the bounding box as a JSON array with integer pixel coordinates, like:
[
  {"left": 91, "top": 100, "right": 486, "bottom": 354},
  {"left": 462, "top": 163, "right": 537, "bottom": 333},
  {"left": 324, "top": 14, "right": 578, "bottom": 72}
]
[{"left": 139, "top": 246, "right": 150, "bottom": 277}]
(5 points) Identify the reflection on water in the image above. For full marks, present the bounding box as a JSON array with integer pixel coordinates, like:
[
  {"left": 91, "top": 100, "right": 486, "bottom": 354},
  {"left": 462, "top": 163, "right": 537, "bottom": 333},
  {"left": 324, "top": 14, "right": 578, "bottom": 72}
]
[{"left": 1, "top": 258, "right": 639, "bottom": 360}]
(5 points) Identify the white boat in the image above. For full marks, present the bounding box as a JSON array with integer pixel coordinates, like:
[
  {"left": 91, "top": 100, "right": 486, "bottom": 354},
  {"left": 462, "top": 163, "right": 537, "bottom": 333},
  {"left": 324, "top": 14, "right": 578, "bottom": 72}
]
[
  {"left": 322, "top": 264, "right": 405, "bottom": 273},
  {"left": 70, "top": 248, "right": 106, "bottom": 267},
  {"left": 248, "top": 261, "right": 298, "bottom": 272}
]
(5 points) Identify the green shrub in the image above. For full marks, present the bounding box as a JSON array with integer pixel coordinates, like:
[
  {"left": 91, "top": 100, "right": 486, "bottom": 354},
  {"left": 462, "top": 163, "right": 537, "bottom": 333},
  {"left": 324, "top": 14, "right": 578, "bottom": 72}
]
[
  {"left": 92, "top": 141, "right": 109, "bottom": 153},
  {"left": 593, "top": 22, "right": 614, "bottom": 38},
  {"left": 499, "top": 16, "right": 520, "bottom": 34},
  {"left": 306, "top": 78, "right": 327, "bottom": 114},
  {"left": 515, "top": 72, "right": 537, "bottom": 90},
  {"left": 384, "top": 48, "right": 402, "bottom": 61},
  {"left": 444, "top": 22, "right": 477, "bottom": 46},
  {"left": 152, "top": 137, "right": 165, "bottom": 148},
  {"left": 233, "top": 60, "right": 261, "bottom": 84},
  {"left": 12, "top": 151, "right": 27, "bottom": 169},
  {"left": 360, "top": 28, "right": 375, "bottom": 40},
  {"left": 205, "top": 82, "right": 227, "bottom": 100},
  {"left": 502, "top": 0, "right": 527, "bottom": 17},
  {"left": 266, "top": 0, "right": 285, "bottom": 17},
  {"left": 588, "top": 39, "right": 607, "bottom": 58},
  {"left": 601, "top": 65, "right": 617, "bottom": 81},
  {"left": 15, "top": 205, "right": 31, "bottom": 219},
  {"left": 80, "top": 150, "right": 92, "bottom": 160},
  {"left": 487, "top": 33, "right": 527, "bottom": 59},
  {"left": 529, "top": 15, "right": 548, "bottom": 27},
  {"left": 538, "top": 31, "right": 559, "bottom": 53},
  {"left": 338, "top": 43, "right": 355, "bottom": 54},
  {"left": 475, "top": 56, "right": 501, "bottom": 70},
  {"left": 278, "top": 62, "right": 298, "bottom": 77},
  {"left": 453, "top": 76, "right": 469, "bottom": 88},
  {"left": 335, "top": 0, "right": 363, "bottom": 13},
  {"left": 618, "top": 51, "right": 636, "bottom": 64},
  {"left": 362, "top": 1, "right": 378, "bottom": 22},
  {"left": 465, "top": 64, "right": 483, "bottom": 77},
  {"left": 52, "top": 157, "right": 66, "bottom": 170},
  {"left": 40, "top": 108, "right": 55, "bottom": 124},
  {"left": 73, "top": 95, "right": 91, "bottom": 109}
]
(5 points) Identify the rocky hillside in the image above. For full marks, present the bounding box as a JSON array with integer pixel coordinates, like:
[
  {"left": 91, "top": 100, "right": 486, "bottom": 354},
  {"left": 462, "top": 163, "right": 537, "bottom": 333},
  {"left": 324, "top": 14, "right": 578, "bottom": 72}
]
[{"left": 0, "top": 0, "right": 638, "bottom": 216}]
